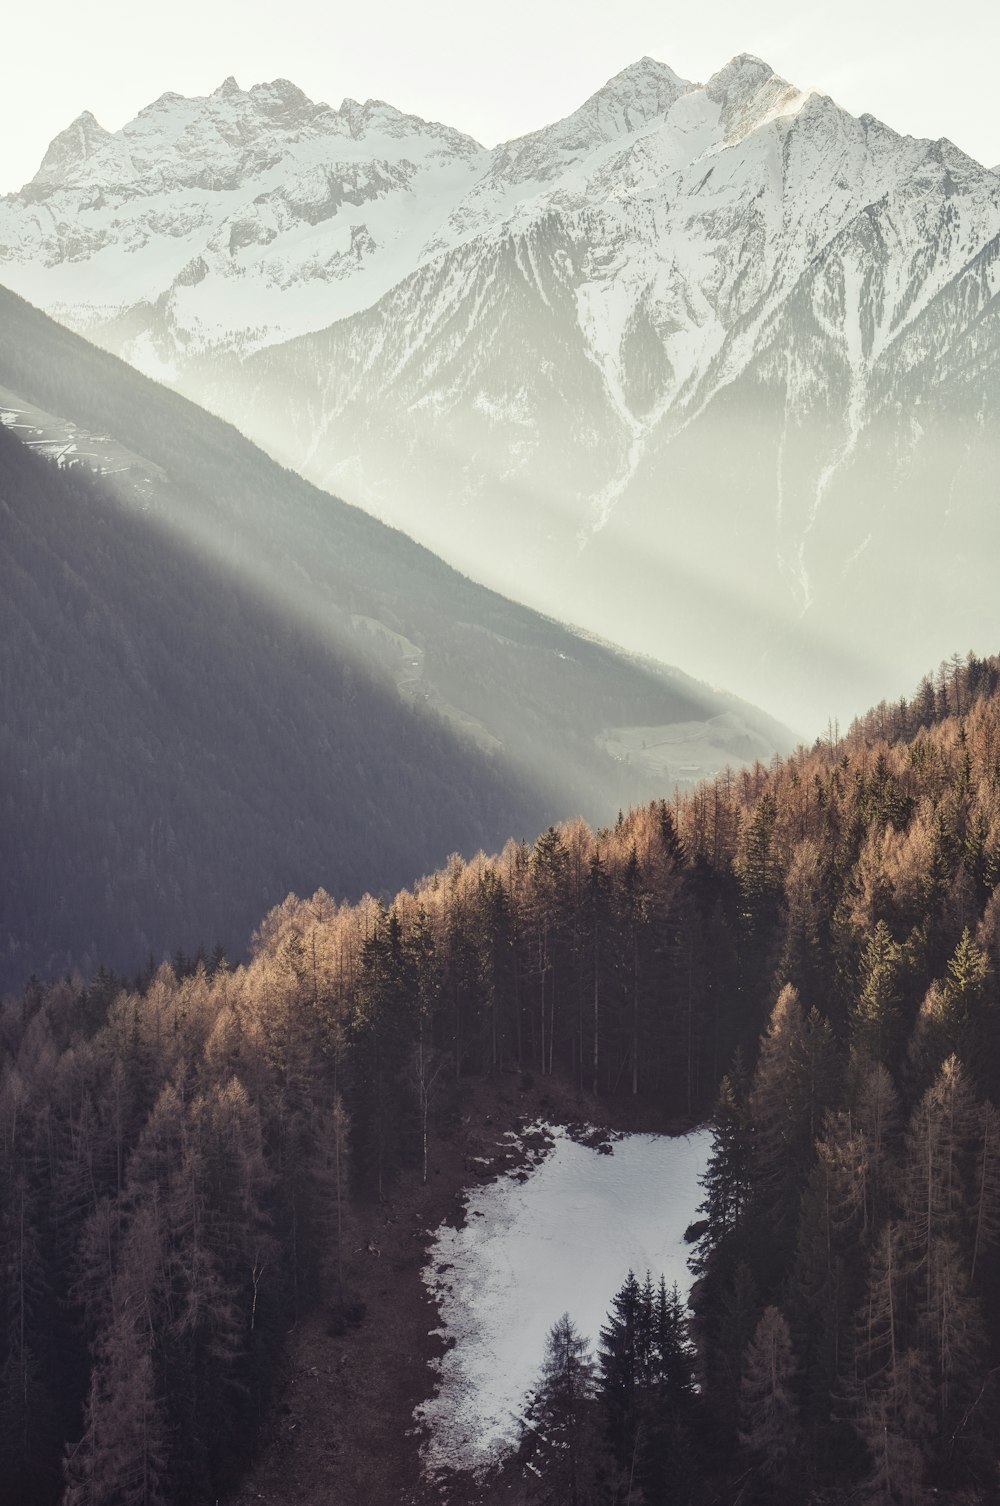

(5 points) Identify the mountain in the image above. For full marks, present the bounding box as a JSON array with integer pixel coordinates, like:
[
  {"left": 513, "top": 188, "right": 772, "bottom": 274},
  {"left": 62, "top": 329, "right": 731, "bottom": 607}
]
[
  {"left": 0, "top": 77, "right": 488, "bottom": 363},
  {"left": 0, "top": 284, "right": 789, "bottom": 988},
  {"left": 3, "top": 58, "right": 999, "bottom": 729}
]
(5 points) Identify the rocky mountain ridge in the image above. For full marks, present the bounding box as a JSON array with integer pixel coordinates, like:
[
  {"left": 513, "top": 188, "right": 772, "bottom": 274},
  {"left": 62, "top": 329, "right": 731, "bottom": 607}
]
[{"left": 3, "top": 55, "right": 999, "bottom": 727}]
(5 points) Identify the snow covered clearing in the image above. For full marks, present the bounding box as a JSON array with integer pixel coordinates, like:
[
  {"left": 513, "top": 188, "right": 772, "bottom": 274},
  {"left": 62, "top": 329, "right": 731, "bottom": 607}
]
[{"left": 416, "top": 1124, "right": 711, "bottom": 1478}]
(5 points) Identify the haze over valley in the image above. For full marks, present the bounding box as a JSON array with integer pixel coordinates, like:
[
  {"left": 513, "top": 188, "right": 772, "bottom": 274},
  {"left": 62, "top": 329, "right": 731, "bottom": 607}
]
[
  {"left": 3, "top": 25, "right": 1000, "bottom": 1506},
  {"left": 3, "top": 53, "right": 1000, "bottom": 727}
]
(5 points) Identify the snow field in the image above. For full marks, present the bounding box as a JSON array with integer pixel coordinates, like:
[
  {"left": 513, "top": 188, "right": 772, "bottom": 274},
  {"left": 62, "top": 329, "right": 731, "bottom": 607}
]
[{"left": 416, "top": 1124, "right": 711, "bottom": 1477}]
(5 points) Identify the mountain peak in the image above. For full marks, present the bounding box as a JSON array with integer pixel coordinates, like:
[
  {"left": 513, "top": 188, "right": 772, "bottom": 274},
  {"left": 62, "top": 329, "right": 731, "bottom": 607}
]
[
  {"left": 611, "top": 55, "right": 688, "bottom": 83},
  {"left": 587, "top": 55, "right": 692, "bottom": 111},
  {"left": 706, "top": 53, "right": 781, "bottom": 101},
  {"left": 213, "top": 75, "right": 242, "bottom": 98},
  {"left": 705, "top": 53, "right": 811, "bottom": 139},
  {"left": 143, "top": 91, "right": 185, "bottom": 112},
  {"left": 243, "top": 77, "right": 318, "bottom": 124},
  {"left": 490, "top": 54, "right": 693, "bottom": 174},
  {"left": 27, "top": 109, "right": 112, "bottom": 190}
]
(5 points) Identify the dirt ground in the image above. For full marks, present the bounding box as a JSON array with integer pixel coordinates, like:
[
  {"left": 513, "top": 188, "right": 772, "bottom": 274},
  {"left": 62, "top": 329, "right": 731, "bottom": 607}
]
[{"left": 227, "top": 1073, "right": 691, "bottom": 1506}]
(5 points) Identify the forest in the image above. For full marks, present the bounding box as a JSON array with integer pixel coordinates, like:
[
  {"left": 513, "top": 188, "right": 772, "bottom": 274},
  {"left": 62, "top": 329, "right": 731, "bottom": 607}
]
[{"left": 2, "top": 652, "right": 1000, "bottom": 1504}]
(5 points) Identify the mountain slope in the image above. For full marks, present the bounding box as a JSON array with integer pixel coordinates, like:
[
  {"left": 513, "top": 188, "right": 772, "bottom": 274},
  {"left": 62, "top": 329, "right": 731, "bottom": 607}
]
[
  {"left": 0, "top": 419, "right": 547, "bottom": 988},
  {"left": 4, "top": 57, "right": 997, "bottom": 728},
  {"left": 0, "top": 285, "right": 789, "bottom": 987},
  {"left": 200, "top": 64, "right": 1000, "bottom": 729}
]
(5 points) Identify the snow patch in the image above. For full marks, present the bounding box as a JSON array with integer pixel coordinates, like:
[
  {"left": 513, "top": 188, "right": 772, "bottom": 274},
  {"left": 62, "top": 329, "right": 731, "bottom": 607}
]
[{"left": 416, "top": 1123, "right": 710, "bottom": 1478}]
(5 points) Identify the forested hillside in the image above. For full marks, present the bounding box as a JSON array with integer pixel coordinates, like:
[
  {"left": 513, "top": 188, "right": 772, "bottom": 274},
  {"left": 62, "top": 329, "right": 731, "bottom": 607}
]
[
  {"left": 0, "top": 281, "right": 790, "bottom": 987},
  {"left": 3, "top": 653, "right": 1000, "bottom": 1504}
]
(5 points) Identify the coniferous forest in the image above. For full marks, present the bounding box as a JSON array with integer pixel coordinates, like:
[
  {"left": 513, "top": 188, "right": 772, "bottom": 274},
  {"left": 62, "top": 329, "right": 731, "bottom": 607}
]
[{"left": 4, "top": 652, "right": 1000, "bottom": 1504}]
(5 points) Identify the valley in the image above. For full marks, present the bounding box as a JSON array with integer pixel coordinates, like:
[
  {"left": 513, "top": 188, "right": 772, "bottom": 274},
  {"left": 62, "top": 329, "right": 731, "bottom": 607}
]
[{"left": 3, "top": 32, "right": 1000, "bottom": 1506}]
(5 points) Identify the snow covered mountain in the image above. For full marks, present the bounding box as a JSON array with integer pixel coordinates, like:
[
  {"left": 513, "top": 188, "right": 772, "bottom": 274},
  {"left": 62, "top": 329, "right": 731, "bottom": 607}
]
[
  {"left": 0, "top": 76, "right": 487, "bottom": 365},
  {"left": 4, "top": 56, "right": 999, "bottom": 729}
]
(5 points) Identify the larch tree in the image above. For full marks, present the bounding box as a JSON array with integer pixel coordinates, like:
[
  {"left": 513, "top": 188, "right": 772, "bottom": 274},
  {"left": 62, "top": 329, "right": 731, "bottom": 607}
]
[
  {"left": 900, "top": 1056, "right": 978, "bottom": 1318},
  {"left": 908, "top": 929, "right": 992, "bottom": 1091},
  {"left": 848, "top": 1223, "right": 934, "bottom": 1506},
  {"left": 971, "top": 1099, "right": 1000, "bottom": 1281},
  {"left": 738, "top": 1305, "right": 799, "bottom": 1494},
  {"left": 748, "top": 985, "right": 838, "bottom": 1235}
]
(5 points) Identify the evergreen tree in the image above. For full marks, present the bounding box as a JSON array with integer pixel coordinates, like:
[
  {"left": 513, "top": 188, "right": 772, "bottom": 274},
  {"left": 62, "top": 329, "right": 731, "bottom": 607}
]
[
  {"left": 852, "top": 920, "right": 904, "bottom": 1070},
  {"left": 748, "top": 987, "right": 838, "bottom": 1239},
  {"left": 642, "top": 1279, "right": 698, "bottom": 1506},
  {"left": 598, "top": 1269, "right": 645, "bottom": 1470},
  {"left": 692, "top": 1056, "right": 753, "bottom": 1270},
  {"left": 737, "top": 793, "right": 783, "bottom": 1001},
  {"left": 908, "top": 929, "right": 992, "bottom": 1091},
  {"left": 738, "top": 1306, "right": 799, "bottom": 1496},
  {"left": 583, "top": 850, "right": 613, "bottom": 1095},
  {"left": 521, "top": 1313, "right": 602, "bottom": 1506},
  {"left": 346, "top": 908, "right": 417, "bottom": 1199}
]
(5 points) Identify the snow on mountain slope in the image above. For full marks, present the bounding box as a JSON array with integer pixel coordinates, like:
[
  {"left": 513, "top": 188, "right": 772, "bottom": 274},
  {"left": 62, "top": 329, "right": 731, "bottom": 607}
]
[
  {"left": 419, "top": 56, "right": 694, "bottom": 257},
  {"left": 0, "top": 77, "right": 488, "bottom": 365},
  {"left": 4, "top": 55, "right": 1000, "bottom": 728}
]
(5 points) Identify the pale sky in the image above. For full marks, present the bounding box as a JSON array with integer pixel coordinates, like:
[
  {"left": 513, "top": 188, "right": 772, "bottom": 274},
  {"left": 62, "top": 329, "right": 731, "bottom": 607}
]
[{"left": 3, "top": 0, "right": 999, "bottom": 194}]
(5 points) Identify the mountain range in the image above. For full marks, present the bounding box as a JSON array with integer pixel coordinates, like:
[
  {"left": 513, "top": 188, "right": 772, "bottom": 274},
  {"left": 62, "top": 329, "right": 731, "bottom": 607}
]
[{"left": 2, "top": 54, "right": 999, "bottom": 728}]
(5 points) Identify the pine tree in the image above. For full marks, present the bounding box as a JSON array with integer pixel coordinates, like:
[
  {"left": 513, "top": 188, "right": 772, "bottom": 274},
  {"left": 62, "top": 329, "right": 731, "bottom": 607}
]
[
  {"left": 848, "top": 1224, "right": 934, "bottom": 1506},
  {"left": 616, "top": 847, "right": 649, "bottom": 1097},
  {"left": 476, "top": 868, "right": 514, "bottom": 1077},
  {"left": 901, "top": 1056, "right": 978, "bottom": 1317},
  {"left": 346, "top": 908, "right": 418, "bottom": 1199},
  {"left": 527, "top": 827, "right": 572, "bottom": 1078},
  {"left": 521, "top": 1313, "right": 601, "bottom": 1506},
  {"left": 64, "top": 1320, "right": 169, "bottom": 1506},
  {"left": 598, "top": 1269, "right": 644, "bottom": 1469},
  {"left": 0, "top": 1177, "right": 59, "bottom": 1506},
  {"left": 64, "top": 1206, "right": 170, "bottom": 1506},
  {"left": 789, "top": 1124, "right": 867, "bottom": 1426},
  {"left": 737, "top": 793, "right": 783, "bottom": 1000},
  {"left": 749, "top": 986, "right": 837, "bottom": 1234},
  {"left": 852, "top": 920, "right": 904, "bottom": 1069},
  {"left": 583, "top": 850, "right": 613, "bottom": 1095},
  {"left": 692, "top": 1057, "right": 753, "bottom": 1270},
  {"left": 856, "top": 1348, "right": 934, "bottom": 1506},
  {"left": 738, "top": 1306, "right": 799, "bottom": 1494},
  {"left": 971, "top": 1100, "right": 1000, "bottom": 1281},
  {"left": 908, "top": 929, "right": 992, "bottom": 1091},
  {"left": 641, "top": 1279, "right": 698, "bottom": 1506},
  {"left": 853, "top": 1063, "right": 903, "bottom": 1235}
]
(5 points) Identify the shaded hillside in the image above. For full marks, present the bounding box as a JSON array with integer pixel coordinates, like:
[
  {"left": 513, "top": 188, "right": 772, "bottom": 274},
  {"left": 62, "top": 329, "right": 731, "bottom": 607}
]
[
  {"left": 0, "top": 282, "right": 790, "bottom": 793},
  {"left": 0, "top": 424, "right": 550, "bottom": 987}
]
